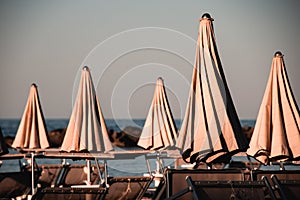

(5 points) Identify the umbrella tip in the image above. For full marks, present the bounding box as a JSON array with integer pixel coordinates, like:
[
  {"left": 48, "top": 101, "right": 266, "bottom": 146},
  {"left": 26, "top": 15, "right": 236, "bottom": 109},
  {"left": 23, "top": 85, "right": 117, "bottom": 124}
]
[
  {"left": 31, "top": 83, "right": 37, "bottom": 88},
  {"left": 274, "top": 51, "right": 283, "bottom": 57},
  {"left": 201, "top": 13, "right": 211, "bottom": 19},
  {"left": 83, "top": 66, "right": 90, "bottom": 71},
  {"left": 157, "top": 77, "right": 164, "bottom": 85},
  {"left": 157, "top": 77, "right": 164, "bottom": 81}
]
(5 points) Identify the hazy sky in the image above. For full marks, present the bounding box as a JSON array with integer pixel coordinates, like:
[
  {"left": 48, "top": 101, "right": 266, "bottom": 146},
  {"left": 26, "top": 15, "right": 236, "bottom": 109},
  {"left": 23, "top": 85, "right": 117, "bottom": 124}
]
[{"left": 0, "top": 0, "right": 299, "bottom": 120}]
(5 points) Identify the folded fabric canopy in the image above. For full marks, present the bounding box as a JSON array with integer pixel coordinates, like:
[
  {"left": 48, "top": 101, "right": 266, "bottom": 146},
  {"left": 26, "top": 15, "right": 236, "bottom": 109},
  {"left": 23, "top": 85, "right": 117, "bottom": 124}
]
[
  {"left": 247, "top": 51, "right": 300, "bottom": 164},
  {"left": 61, "top": 66, "right": 113, "bottom": 153},
  {"left": 138, "top": 77, "right": 177, "bottom": 150},
  {"left": 12, "top": 83, "right": 49, "bottom": 149},
  {"left": 176, "top": 13, "right": 248, "bottom": 164}
]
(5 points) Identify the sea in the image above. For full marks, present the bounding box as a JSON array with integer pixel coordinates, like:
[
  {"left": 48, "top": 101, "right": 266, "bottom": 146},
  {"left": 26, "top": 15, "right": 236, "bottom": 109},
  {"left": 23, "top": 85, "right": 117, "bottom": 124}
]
[
  {"left": 2, "top": 118, "right": 292, "bottom": 177},
  {"left": 0, "top": 118, "right": 256, "bottom": 138}
]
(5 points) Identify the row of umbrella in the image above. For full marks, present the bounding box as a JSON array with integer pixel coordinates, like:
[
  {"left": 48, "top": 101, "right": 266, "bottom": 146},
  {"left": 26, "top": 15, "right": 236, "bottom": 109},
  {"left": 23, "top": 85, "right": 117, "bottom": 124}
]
[
  {"left": 10, "top": 67, "right": 113, "bottom": 153},
  {"left": 3, "top": 13, "right": 300, "bottom": 166},
  {"left": 126, "top": 13, "right": 300, "bottom": 165}
]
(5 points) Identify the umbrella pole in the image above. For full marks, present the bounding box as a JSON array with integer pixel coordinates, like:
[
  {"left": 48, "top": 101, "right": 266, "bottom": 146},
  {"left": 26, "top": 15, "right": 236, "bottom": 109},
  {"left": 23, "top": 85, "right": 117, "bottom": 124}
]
[
  {"left": 279, "top": 161, "right": 285, "bottom": 170},
  {"left": 156, "top": 156, "right": 160, "bottom": 173},
  {"left": 145, "top": 156, "right": 151, "bottom": 174},
  {"left": 95, "top": 158, "right": 104, "bottom": 185},
  {"left": 104, "top": 160, "right": 108, "bottom": 187},
  {"left": 31, "top": 152, "right": 35, "bottom": 195},
  {"left": 86, "top": 159, "right": 91, "bottom": 185},
  {"left": 156, "top": 151, "right": 164, "bottom": 173},
  {"left": 246, "top": 154, "right": 254, "bottom": 170}
]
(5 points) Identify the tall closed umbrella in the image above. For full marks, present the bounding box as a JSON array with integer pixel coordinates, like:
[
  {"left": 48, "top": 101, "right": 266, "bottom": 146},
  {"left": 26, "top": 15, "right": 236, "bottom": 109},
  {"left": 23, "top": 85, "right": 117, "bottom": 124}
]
[
  {"left": 138, "top": 77, "right": 177, "bottom": 150},
  {"left": 12, "top": 83, "right": 49, "bottom": 150},
  {"left": 11, "top": 83, "right": 49, "bottom": 195},
  {"left": 61, "top": 66, "right": 113, "bottom": 153},
  {"left": 60, "top": 66, "right": 113, "bottom": 186},
  {"left": 176, "top": 13, "right": 248, "bottom": 164},
  {"left": 247, "top": 51, "right": 300, "bottom": 165}
]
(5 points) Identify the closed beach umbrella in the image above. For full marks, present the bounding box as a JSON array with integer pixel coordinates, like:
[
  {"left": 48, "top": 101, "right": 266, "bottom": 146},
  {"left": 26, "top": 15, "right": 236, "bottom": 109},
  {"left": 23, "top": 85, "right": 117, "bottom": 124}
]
[
  {"left": 0, "top": 127, "right": 8, "bottom": 155},
  {"left": 247, "top": 51, "right": 300, "bottom": 164},
  {"left": 12, "top": 83, "right": 49, "bottom": 149},
  {"left": 138, "top": 77, "right": 177, "bottom": 150},
  {"left": 176, "top": 13, "right": 248, "bottom": 164},
  {"left": 61, "top": 66, "right": 113, "bottom": 153}
]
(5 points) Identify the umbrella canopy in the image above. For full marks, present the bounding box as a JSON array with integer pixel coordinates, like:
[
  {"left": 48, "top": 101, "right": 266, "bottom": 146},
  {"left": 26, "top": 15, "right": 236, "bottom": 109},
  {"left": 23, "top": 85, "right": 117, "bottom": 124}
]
[
  {"left": 138, "top": 77, "right": 177, "bottom": 150},
  {"left": 0, "top": 127, "right": 9, "bottom": 155},
  {"left": 247, "top": 51, "right": 300, "bottom": 164},
  {"left": 61, "top": 66, "right": 113, "bottom": 153},
  {"left": 12, "top": 84, "right": 49, "bottom": 149},
  {"left": 176, "top": 13, "right": 248, "bottom": 164}
]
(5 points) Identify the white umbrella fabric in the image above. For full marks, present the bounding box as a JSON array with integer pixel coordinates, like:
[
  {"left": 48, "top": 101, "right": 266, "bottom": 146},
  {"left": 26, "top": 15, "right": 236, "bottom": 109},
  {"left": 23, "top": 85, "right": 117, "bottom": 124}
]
[
  {"left": 60, "top": 66, "right": 113, "bottom": 186},
  {"left": 176, "top": 14, "right": 248, "bottom": 164},
  {"left": 61, "top": 66, "right": 113, "bottom": 153},
  {"left": 11, "top": 83, "right": 49, "bottom": 195},
  {"left": 247, "top": 51, "right": 300, "bottom": 164},
  {"left": 138, "top": 77, "right": 177, "bottom": 150},
  {"left": 12, "top": 83, "right": 49, "bottom": 150}
]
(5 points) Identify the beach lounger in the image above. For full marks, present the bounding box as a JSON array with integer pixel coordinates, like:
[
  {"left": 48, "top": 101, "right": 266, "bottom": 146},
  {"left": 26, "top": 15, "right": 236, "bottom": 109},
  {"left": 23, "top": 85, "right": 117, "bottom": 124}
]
[
  {"left": 252, "top": 169, "right": 300, "bottom": 181},
  {"left": 253, "top": 170, "right": 300, "bottom": 200},
  {"left": 37, "top": 164, "right": 68, "bottom": 187},
  {"left": 271, "top": 174, "right": 300, "bottom": 200},
  {"left": 0, "top": 171, "right": 32, "bottom": 199},
  {"left": 104, "top": 176, "right": 153, "bottom": 200},
  {"left": 37, "top": 164, "right": 104, "bottom": 187},
  {"left": 150, "top": 175, "right": 167, "bottom": 200},
  {"left": 166, "top": 176, "right": 276, "bottom": 200},
  {"left": 32, "top": 164, "right": 106, "bottom": 200},
  {"left": 165, "top": 168, "right": 246, "bottom": 199},
  {"left": 251, "top": 169, "right": 300, "bottom": 199}
]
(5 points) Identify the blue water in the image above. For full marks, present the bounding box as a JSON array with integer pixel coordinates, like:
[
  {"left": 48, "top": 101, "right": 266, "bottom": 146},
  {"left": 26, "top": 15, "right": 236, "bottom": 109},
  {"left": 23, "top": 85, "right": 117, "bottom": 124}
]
[
  {"left": 0, "top": 119, "right": 258, "bottom": 176},
  {"left": 0, "top": 118, "right": 255, "bottom": 137},
  {"left": 0, "top": 119, "right": 179, "bottom": 175}
]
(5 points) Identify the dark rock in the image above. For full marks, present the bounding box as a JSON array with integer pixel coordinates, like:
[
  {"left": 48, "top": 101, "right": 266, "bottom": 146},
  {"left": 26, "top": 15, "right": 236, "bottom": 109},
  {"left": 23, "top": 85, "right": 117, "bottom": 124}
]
[
  {"left": 109, "top": 129, "right": 126, "bottom": 147},
  {"left": 122, "top": 126, "right": 142, "bottom": 142},
  {"left": 48, "top": 128, "right": 66, "bottom": 148},
  {"left": 241, "top": 125, "right": 254, "bottom": 143},
  {"left": 108, "top": 126, "right": 142, "bottom": 147},
  {"left": 0, "top": 128, "right": 8, "bottom": 155},
  {"left": 4, "top": 136, "right": 14, "bottom": 148},
  {"left": 0, "top": 171, "right": 32, "bottom": 198}
]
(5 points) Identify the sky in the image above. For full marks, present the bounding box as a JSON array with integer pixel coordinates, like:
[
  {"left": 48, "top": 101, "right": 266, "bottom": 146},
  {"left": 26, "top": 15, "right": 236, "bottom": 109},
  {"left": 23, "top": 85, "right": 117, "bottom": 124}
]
[{"left": 0, "top": 0, "right": 299, "bottom": 120}]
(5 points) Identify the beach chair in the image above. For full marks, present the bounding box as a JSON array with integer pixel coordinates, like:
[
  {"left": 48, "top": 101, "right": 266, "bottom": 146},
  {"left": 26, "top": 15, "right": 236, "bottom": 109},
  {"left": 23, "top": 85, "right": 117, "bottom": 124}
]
[
  {"left": 37, "top": 164, "right": 69, "bottom": 188},
  {"left": 33, "top": 164, "right": 106, "bottom": 200},
  {"left": 0, "top": 171, "right": 32, "bottom": 199},
  {"left": 166, "top": 176, "right": 276, "bottom": 200},
  {"left": 103, "top": 176, "right": 153, "bottom": 200},
  {"left": 150, "top": 175, "right": 167, "bottom": 200},
  {"left": 252, "top": 170, "right": 300, "bottom": 200},
  {"left": 37, "top": 163, "right": 105, "bottom": 187},
  {"left": 165, "top": 168, "right": 246, "bottom": 199},
  {"left": 271, "top": 174, "right": 300, "bottom": 200}
]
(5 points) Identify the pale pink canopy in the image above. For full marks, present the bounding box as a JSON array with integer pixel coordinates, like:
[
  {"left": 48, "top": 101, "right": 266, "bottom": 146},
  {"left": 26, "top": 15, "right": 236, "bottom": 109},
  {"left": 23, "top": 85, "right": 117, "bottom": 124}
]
[
  {"left": 138, "top": 77, "right": 177, "bottom": 150},
  {"left": 247, "top": 52, "right": 300, "bottom": 164},
  {"left": 61, "top": 67, "right": 113, "bottom": 153},
  {"left": 176, "top": 14, "right": 248, "bottom": 164},
  {"left": 12, "top": 84, "right": 49, "bottom": 149}
]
